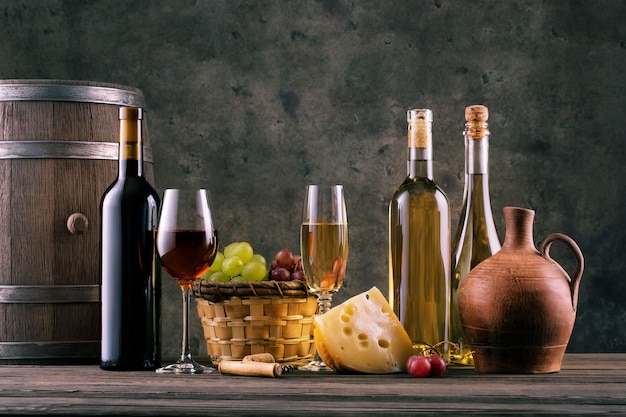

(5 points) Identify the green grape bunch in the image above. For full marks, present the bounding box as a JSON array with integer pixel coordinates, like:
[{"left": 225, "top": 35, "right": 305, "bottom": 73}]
[{"left": 202, "top": 241, "right": 269, "bottom": 282}]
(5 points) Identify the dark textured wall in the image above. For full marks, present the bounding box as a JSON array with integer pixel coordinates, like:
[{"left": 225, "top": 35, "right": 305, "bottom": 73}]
[{"left": 1, "top": 0, "right": 625, "bottom": 358}]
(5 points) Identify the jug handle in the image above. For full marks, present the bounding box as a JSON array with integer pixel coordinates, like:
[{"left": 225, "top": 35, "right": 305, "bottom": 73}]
[{"left": 539, "top": 233, "right": 584, "bottom": 311}]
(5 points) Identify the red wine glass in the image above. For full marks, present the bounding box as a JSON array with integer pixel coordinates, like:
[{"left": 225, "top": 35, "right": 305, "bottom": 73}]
[{"left": 155, "top": 189, "right": 218, "bottom": 374}]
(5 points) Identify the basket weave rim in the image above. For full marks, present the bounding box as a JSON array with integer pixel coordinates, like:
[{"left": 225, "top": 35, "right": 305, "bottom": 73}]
[{"left": 192, "top": 279, "right": 311, "bottom": 302}]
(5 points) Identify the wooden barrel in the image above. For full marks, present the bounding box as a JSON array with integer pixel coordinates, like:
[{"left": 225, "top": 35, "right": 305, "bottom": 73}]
[{"left": 0, "top": 80, "right": 155, "bottom": 364}]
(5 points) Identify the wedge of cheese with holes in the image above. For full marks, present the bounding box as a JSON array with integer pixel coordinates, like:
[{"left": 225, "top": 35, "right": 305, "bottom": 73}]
[{"left": 314, "top": 286, "right": 413, "bottom": 374}]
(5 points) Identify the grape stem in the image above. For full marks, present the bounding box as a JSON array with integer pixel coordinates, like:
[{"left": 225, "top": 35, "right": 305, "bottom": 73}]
[{"left": 417, "top": 341, "right": 462, "bottom": 356}]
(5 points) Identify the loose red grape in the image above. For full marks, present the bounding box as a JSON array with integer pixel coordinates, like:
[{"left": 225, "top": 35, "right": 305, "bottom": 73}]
[
  {"left": 406, "top": 355, "right": 431, "bottom": 378},
  {"left": 274, "top": 249, "right": 295, "bottom": 270},
  {"left": 270, "top": 267, "right": 291, "bottom": 281},
  {"left": 428, "top": 353, "right": 446, "bottom": 376}
]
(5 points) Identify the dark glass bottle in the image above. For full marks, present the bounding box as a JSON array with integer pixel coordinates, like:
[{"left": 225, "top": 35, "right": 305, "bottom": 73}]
[
  {"left": 389, "top": 109, "right": 451, "bottom": 356},
  {"left": 100, "top": 107, "right": 161, "bottom": 371},
  {"left": 450, "top": 105, "right": 501, "bottom": 366}
]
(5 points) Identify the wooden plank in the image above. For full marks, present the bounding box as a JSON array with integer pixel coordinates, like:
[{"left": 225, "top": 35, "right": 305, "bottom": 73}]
[{"left": 0, "top": 354, "right": 624, "bottom": 415}]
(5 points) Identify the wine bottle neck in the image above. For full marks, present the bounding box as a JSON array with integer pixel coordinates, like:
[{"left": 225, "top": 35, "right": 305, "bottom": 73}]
[
  {"left": 465, "top": 135, "right": 489, "bottom": 175},
  {"left": 118, "top": 116, "right": 144, "bottom": 178},
  {"left": 407, "top": 148, "right": 433, "bottom": 179},
  {"left": 462, "top": 136, "right": 492, "bottom": 209},
  {"left": 406, "top": 109, "right": 434, "bottom": 180}
]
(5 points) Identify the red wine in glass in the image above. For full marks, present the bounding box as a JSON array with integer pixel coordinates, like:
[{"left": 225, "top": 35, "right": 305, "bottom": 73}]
[{"left": 157, "top": 229, "right": 218, "bottom": 284}]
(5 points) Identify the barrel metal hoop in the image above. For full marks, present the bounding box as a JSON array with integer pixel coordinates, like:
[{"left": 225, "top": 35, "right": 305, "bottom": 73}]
[
  {"left": 0, "top": 285, "right": 100, "bottom": 303},
  {"left": 0, "top": 140, "right": 153, "bottom": 163},
  {"left": 0, "top": 341, "right": 100, "bottom": 359},
  {"left": 0, "top": 83, "right": 145, "bottom": 107}
]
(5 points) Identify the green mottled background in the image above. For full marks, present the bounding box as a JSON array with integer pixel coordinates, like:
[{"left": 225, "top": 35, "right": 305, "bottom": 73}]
[{"left": 1, "top": 0, "right": 624, "bottom": 358}]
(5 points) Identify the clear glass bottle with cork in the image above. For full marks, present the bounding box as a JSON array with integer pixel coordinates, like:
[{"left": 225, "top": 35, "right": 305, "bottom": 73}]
[{"left": 450, "top": 104, "right": 501, "bottom": 365}]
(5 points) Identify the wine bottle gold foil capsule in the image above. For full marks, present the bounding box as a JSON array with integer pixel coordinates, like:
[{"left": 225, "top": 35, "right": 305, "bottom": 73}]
[
  {"left": 118, "top": 106, "right": 143, "bottom": 160},
  {"left": 465, "top": 105, "right": 489, "bottom": 139},
  {"left": 119, "top": 106, "right": 143, "bottom": 120}
]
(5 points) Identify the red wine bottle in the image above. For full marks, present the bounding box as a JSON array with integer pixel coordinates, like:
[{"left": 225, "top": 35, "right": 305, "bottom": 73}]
[{"left": 100, "top": 107, "right": 161, "bottom": 371}]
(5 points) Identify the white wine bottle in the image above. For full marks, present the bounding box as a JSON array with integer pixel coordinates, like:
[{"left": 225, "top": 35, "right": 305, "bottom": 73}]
[
  {"left": 389, "top": 109, "right": 451, "bottom": 356},
  {"left": 450, "top": 105, "right": 501, "bottom": 366}
]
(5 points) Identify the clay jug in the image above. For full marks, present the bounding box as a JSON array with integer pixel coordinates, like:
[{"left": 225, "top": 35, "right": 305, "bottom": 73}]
[{"left": 457, "top": 206, "right": 584, "bottom": 373}]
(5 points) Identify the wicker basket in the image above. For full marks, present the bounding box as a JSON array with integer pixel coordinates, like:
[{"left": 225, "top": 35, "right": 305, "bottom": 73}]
[{"left": 192, "top": 280, "right": 318, "bottom": 365}]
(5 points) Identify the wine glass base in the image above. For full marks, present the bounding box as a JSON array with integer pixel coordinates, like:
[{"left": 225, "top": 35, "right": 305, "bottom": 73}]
[
  {"left": 156, "top": 358, "right": 216, "bottom": 374},
  {"left": 298, "top": 359, "right": 334, "bottom": 372}
]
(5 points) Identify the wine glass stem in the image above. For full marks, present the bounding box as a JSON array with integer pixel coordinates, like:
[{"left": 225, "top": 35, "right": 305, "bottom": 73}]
[
  {"left": 180, "top": 284, "right": 192, "bottom": 361},
  {"left": 308, "top": 293, "right": 333, "bottom": 367},
  {"left": 318, "top": 293, "right": 333, "bottom": 315}
]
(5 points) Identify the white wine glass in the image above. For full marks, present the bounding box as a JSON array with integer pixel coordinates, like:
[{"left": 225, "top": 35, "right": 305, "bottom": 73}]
[
  {"left": 155, "top": 189, "right": 218, "bottom": 374},
  {"left": 299, "top": 184, "right": 349, "bottom": 371}
]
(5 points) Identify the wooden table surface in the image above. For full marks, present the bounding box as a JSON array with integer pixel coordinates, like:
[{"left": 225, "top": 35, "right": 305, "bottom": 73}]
[{"left": 0, "top": 354, "right": 624, "bottom": 416}]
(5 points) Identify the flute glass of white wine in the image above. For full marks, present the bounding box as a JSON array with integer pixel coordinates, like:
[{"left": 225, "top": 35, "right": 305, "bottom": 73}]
[{"left": 299, "top": 184, "right": 349, "bottom": 371}]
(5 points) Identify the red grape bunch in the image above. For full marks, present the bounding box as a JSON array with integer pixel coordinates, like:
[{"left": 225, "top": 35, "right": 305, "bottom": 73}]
[{"left": 269, "top": 248, "right": 306, "bottom": 282}]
